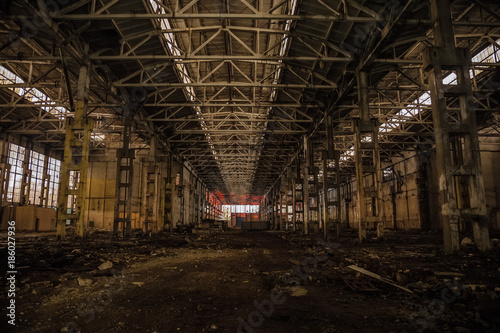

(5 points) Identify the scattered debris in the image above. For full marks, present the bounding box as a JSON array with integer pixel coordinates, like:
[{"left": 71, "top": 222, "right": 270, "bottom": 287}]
[
  {"left": 77, "top": 277, "right": 93, "bottom": 286},
  {"left": 98, "top": 260, "right": 113, "bottom": 270},
  {"left": 7, "top": 229, "right": 500, "bottom": 333},
  {"left": 341, "top": 277, "right": 380, "bottom": 292},
  {"left": 434, "top": 271, "right": 465, "bottom": 277},
  {"left": 347, "top": 265, "right": 413, "bottom": 293},
  {"left": 282, "top": 286, "right": 308, "bottom": 297},
  {"left": 131, "top": 282, "right": 145, "bottom": 286},
  {"left": 396, "top": 272, "right": 409, "bottom": 284},
  {"left": 461, "top": 237, "right": 474, "bottom": 246}
]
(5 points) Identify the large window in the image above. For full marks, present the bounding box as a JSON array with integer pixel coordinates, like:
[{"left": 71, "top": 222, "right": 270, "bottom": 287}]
[
  {"left": 6, "top": 143, "right": 61, "bottom": 207},
  {"left": 222, "top": 205, "right": 260, "bottom": 214},
  {"left": 7, "top": 143, "right": 25, "bottom": 203},
  {"left": 28, "top": 151, "right": 45, "bottom": 205},
  {"left": 47, "top": 157, "right": 61, "bottom": 208}
]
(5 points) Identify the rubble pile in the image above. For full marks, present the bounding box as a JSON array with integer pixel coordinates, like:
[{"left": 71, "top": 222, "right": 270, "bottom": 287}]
[
  {"left": 1, "top": 229, "right": 498, "bottom": 332},
  {"left": 274, "top": 230, "right": 500, "bottom": 332}
]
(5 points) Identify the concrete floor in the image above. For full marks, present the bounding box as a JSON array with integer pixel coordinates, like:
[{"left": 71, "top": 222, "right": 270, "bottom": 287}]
[{"left": 2, "top": 230, "right": 500, "bottom": 333}]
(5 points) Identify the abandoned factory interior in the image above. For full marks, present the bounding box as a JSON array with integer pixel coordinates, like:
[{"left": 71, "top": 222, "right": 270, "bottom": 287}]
[{"left": 1, "top": 0, "right": 500, "bottom": 332}]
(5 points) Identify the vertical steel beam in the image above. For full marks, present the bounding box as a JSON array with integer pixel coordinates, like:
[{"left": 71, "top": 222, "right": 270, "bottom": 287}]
[
  {"left": 144, "top": 136, "right": 158, "bottom": 234},
  {"left": 198, "top": 182, "right": 202, "bottom": 225},
  {"left": 272, "top": 186, "right": 275, "bottom": 229},
  {"left": 334, "top": 152, "right": 341, "bottom": 238},
  {"left": 424, "top": 0, "right": 490, "bottom": 253},
  {"left": 327, "top": 114, "right": 342, "bottom": 238},
  {"left": 177, "top": 163, "right": 184, "bottom": 225},
  {"left": 354, "top": 71, "right": 383, "bottom": 242},
  {"left": 19, "top": 144, "right": 31, "bottom": 205},
  {"left": 314, "top": 165, "right": 320, "bottom": 234},
  {"left": 286, "top": 165, "right": 293, "bottom": 231},
  {"left": 0, "top": 137, "right": 10, "bottom": 205},
  {"left": 201, "top": 184, "right": 206, "bottom": 221},
  {"left": 295, "top": 155, "right": 303, "bottom": 232},
  {"left": 57, "top": 65, "right": 93, "bottom": 239},
  {"left": 303, "top": 135, "right": 310, "bottom": 235},
  {"left": 280, "top": 174, "right": 286, "bottom": 230},
  {"left": 292, "top": 176, "right": 297, "bottom": 231},
  {"left": 165, "top": 154, "right": 174, "bottom": 232},
  {"left": 322, "top": 150, "right": 329, "bottom": 239},
  {"left": 40, "top": 148, "right": 50, "bottom": 207},
  {"left": 113, "top": 108, "right": 134, "bottom": 237},
  {"left": 322, "top": 149, "right": 342, "bottom": 239},
  {"left": 275, "top": 185, "right": 279, "bottom": 230}
]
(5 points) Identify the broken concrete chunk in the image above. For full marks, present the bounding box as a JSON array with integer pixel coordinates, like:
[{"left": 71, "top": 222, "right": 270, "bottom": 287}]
[
  {"left": 461, "top": 237, "right": 473, "bottom": 246},
  {"left": 98, "top": 260, "right": 113, "bottom": 270},
  {"left": 290, "top": 286, "right": 308, "bottom": 297},
  {"left": 131, "top": 282, "right": 145, "bottom": 286},
  {"left": 282, "top": 286, "right": 308, "bottom": 297},
  {"left": 77, "top": 277, "right": 93, "bottom": 286}
]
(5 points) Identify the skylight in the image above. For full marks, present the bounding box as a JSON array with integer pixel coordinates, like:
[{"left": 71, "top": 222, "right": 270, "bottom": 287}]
[
  {"left": 148, "top": 0, "right": 215, "bottom": 159},
  {"left": 380, "top": 38, "right": 500, "bottom": 133},
  {"left": 0, "top": 66, "right": 105, "bottom": 140},
  {"left": 343, "top": 38, "right": 500, "bottom": 163},
  {"left": 0, "top": 66, "right": 68, "bottom": 119}
]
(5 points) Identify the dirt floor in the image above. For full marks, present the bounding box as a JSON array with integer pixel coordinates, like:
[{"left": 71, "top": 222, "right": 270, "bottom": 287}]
[{"left": 1, "top": 229, "right": 500, "bottom": 333}]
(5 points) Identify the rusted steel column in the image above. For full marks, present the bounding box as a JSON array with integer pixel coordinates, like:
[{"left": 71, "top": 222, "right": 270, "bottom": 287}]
[
  {"left": 354, "top": 71, "right": 383, "bottom": 242},
  {"left": 57, "top": 65, "right": 93, "bottom": 239},
  {"left": 424, "top": 0, "right": 490, "bottom": 253}
]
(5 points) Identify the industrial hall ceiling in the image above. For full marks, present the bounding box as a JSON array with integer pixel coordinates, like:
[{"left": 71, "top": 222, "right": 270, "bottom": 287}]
[{"left": 0, "top": 0, "right": 499, "bottom": 203}]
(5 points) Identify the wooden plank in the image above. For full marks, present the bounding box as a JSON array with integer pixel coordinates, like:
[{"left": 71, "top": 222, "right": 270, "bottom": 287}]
[{"left": 348, "top": 264, "right": 413, "bottom": 293}]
